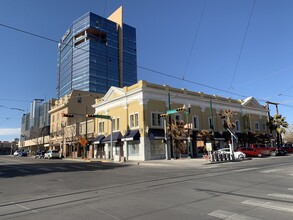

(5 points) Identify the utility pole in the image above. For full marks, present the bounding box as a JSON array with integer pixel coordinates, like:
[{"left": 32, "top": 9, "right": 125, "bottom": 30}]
[
  {"left": 168, "top": 93, "right": 174, "bottom": 158},
  {"left": 266, "top": 101, "right": 280, "bottom": 148}
]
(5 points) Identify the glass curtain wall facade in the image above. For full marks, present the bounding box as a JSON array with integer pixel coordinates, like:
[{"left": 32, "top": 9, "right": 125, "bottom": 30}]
[{"left": 57, "top": 11, "right": 137, "bottom": 98}]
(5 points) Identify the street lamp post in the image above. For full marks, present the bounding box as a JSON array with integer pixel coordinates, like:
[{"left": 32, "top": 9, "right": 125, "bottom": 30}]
[{"left": 61, "top": 122, "right": 66, "bottom": 158}]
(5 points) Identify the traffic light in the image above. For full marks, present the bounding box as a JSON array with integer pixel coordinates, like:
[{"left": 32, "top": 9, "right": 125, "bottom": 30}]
[
  {"left": 61, "top": 113, "right": 74, "bottom": 117},
  {"left": 160, "top": 114, "right": 168, "bottom": 118},
  {"left": 176, "top": 107, "right": 185, "bottom": 112},
  {"left": 86, "top": 114, "right": 95, "bottom": 118}
]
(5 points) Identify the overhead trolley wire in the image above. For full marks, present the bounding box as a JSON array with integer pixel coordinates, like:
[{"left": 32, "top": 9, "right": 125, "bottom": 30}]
[
  {"left": 182, "top": 0, "right": 208, "bottom": 80},
  {"left": 1, "top": 18, "right": 292, "bottom": 109},
  {"left": 229, "top": 0, "right": 256, "bottom": 89}
]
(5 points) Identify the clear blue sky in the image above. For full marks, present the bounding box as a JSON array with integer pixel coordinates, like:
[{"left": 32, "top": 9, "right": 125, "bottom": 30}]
[{"left": 1, "top": 0, "right": 293, "bottom": 141}]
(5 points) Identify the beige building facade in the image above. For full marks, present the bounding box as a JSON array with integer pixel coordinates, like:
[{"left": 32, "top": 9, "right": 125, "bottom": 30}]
[
  {"left": 48, "top": 90, "right": 103, "bottom": 158},
  {"left": 91, "top": 80, "right": 269, "bottom": 161}
]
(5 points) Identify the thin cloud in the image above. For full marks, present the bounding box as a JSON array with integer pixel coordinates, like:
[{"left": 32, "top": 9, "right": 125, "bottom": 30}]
[{"left": 0, "top": 128, "right": 20, "bottom": 136}]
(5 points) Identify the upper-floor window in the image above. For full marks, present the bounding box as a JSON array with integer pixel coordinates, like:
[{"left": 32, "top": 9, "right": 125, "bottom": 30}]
[
  {"left": 130, "top": 113, "right": 139, "bottom": 128},
  {"left": 175, "top": 114, "right": 181, "bottom": 123},
  {"left": 209, "top": 117, "right": 214, "bottom": 130},
  {"left": 262, "top": 123, "right": 266, "bottom": 130},
  {"left": 193, "top": 115, "right": 199, "bottom": 130},
  {"left": 77, "top": 97, "right": 82, "bottom": 103},
  {"left": 221, "top": 118, "right": 227, "bottom": 129},
  {"left": 98, "top": 121, "right": 105, "bottom": 134},
  {"left": 151, "top": 112, "right": 162, "bottom": 127},
  {"left": 254, "top": 122, "right": 260, "bottom": 130},
  {"left": 235, "top": 120, "right": 240, "bottom": 132},
  {"left": 113, "top": 118, "right": 120, "bottom": 131},
  {"left": 52, "top": 115, "right": 55, "bottom": 123}
]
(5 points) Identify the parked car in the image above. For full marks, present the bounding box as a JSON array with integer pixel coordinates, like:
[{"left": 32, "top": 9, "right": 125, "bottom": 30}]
[
  {"left": 35, "top": 150, "right": 46, "bottom": 159},
  {"left": 13, "top": 150, "right": 21, "bottom": 156},
  {"left": 216, "top": 148, "right": 246, "bottom": 160},
  {"left": 282, "top": 143, "right": 293, "bottom": 153},
  {"left": 18, "top": 151, "right": 27, "bottom": 157},
  {"left": 237, "top": 147, "right": 263, "bottom": 157},
  {"left": 276, "top": 148, "right": 287, "bottom": 156},
  {"left": 250, "top": 144, "right": 278, "bottom": 156},
  {"left": 44, "top": 150, "right": 59, "bottom": 159}
]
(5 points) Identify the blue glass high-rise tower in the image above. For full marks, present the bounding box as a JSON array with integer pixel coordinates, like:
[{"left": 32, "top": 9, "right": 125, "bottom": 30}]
[{"left": 57, "top": 6, "right": 137, "bottom": 98}]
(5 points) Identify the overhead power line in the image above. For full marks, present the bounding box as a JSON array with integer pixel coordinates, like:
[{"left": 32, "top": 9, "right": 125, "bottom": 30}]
[
  {"left": 182, "top": 0, "right": 208, "bottom": 80},
  {"left": 0, "top": 20, "right": 292, "bottom": 109},
  {"left": 229, "top": 0, "right": 256, "bottom": 89}
]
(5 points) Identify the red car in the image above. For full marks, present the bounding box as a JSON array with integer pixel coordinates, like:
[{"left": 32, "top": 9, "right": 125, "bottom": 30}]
[
  {"left": 237, "top": 147, "right": 263, "bottom": 157},
  {"left": 250, "top": 143, "right": 278, "bottom": 156}
]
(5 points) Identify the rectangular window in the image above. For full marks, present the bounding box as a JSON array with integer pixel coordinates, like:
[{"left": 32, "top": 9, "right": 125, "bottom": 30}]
[
  {"left": 255, "top": 122, "right": 259, "bottom": 130},
  {"left": 209, "top": 117, "right": 214, "bottom": 129},
  {"left": 262, "top": 123, "right": 266, "bottom": 130},
  {"left": 222, "top": 119, "right": 227, "bottom": 129},
  {"left": 175, "top": 114, "right": 180, "bottom": 122},
  {"left": 113, "top": 118, "right": 120, "bottom": 131},
  {"left": 235, "top": 120, "right": 240, "bottom": 132},
  {"left": 151, "top": 112, "right": 162, "bottom": 127},
  {"left": 130, "top": 113, "right": 139, "bottom": 128},
  {"left": 128, "top": 141, "right": 140, "bottom": 156},
  {"left": 193, "top": 116, "right": 199, "bottom": 130},
  {"left": 98, "top": 121, "right": 105, "bottom": 133},
  {"left": 77, "top": 97, "right": 82, "bottom": 103}
]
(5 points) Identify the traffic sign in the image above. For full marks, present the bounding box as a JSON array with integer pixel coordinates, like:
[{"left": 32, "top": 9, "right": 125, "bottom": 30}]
[
  {"left": 167, "top": 109, "right": 177, "bottom": 114},
  {"left": 95, "top": 115, "right": 111, "bottom": 120}
]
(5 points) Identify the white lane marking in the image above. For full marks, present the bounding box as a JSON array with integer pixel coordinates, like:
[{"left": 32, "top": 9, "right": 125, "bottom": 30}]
[
  {"left": 288, "top": 188, "right": 293, "bottom": 191},
  {"left": 200, "top": 165, "right": 221, "bottom": 169},
  {"left": 236, "top": 168, "right": 259, "bottom": 172},
  {"left": 267, "top": 193, "right": 293, "bottom": 200},
  {"left": 260, "top": 169, "right": 282, "bottom": 173},
  {"left": 242, "top": 199, "right": 293, "bottom": 213},
  {"left": 208, "top": 210, "right": 262, "bottom": 220}
]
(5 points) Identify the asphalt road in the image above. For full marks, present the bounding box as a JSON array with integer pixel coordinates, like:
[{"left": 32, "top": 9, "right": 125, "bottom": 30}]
[{"left": 0, "top": 155, "right": 293, "bottom": 220}]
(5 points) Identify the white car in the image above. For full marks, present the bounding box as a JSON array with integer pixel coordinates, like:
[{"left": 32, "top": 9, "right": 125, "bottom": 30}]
[
  {"left": 13, "top": 150, "right": 20, "bottom": 156},
  {"left": 44, "top": 150, "right": 60, "bottom": 159},
  {"left": 216, "top": 148, "right": 246, "bottom": 160}
]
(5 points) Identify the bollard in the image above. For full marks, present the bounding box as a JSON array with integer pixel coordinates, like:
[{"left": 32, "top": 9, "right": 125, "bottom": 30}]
[
  {"left": 219, "top": 153, "right": 223, "bottom": 161},
  {"left": 223, "top": 153, "right": 227, "bottom": 161}
]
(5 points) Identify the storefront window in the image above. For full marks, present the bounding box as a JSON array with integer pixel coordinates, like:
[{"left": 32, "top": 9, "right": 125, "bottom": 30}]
[{"left": 128, "top": 141, "right": 139, "bottom": 156}]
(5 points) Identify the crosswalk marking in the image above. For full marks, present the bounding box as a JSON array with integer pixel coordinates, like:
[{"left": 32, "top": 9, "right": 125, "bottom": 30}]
[
  {"left": 242, "top": 199, "right": 293, "bottom": 213},
  {"left": 288, "top": 188, "right": 293, "bottom": 191},
  {"left": 208, "top": 210, "right": 262, "bottom": 220},
  {"left": 260, "top": 169, "right": 282, "bottom": 173},
  {"left": 267, "top": 193, "right": 293, "bottom": 200}
]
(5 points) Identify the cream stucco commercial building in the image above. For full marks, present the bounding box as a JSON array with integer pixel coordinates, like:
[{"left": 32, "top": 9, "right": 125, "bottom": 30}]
[{"left": 91, "top": 80, "right": 269, "bottom": 161}]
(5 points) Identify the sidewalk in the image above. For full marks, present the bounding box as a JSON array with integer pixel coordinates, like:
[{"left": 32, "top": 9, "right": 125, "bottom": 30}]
[{"left": 63, "top": 156, "right": 212, "bottom": 167}]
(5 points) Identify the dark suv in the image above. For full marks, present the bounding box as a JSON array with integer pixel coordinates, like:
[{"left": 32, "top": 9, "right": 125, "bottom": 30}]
[
  {"left": 250, "top": 144, "right": 278, "bottom": 156},
  {"left": 34, "top": 150, "right": 46, "bottom": 159}
]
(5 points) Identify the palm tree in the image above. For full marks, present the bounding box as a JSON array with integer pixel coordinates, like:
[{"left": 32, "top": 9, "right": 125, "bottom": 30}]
[
  {"left": 219, "top": 109, "right": 236, "bottom": 129},
  {"left": 267, "top": 114, "right": 288, "bottom": 148},
  {"left": 168, "top": 119, "right": 188, "bottom": 158}
]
